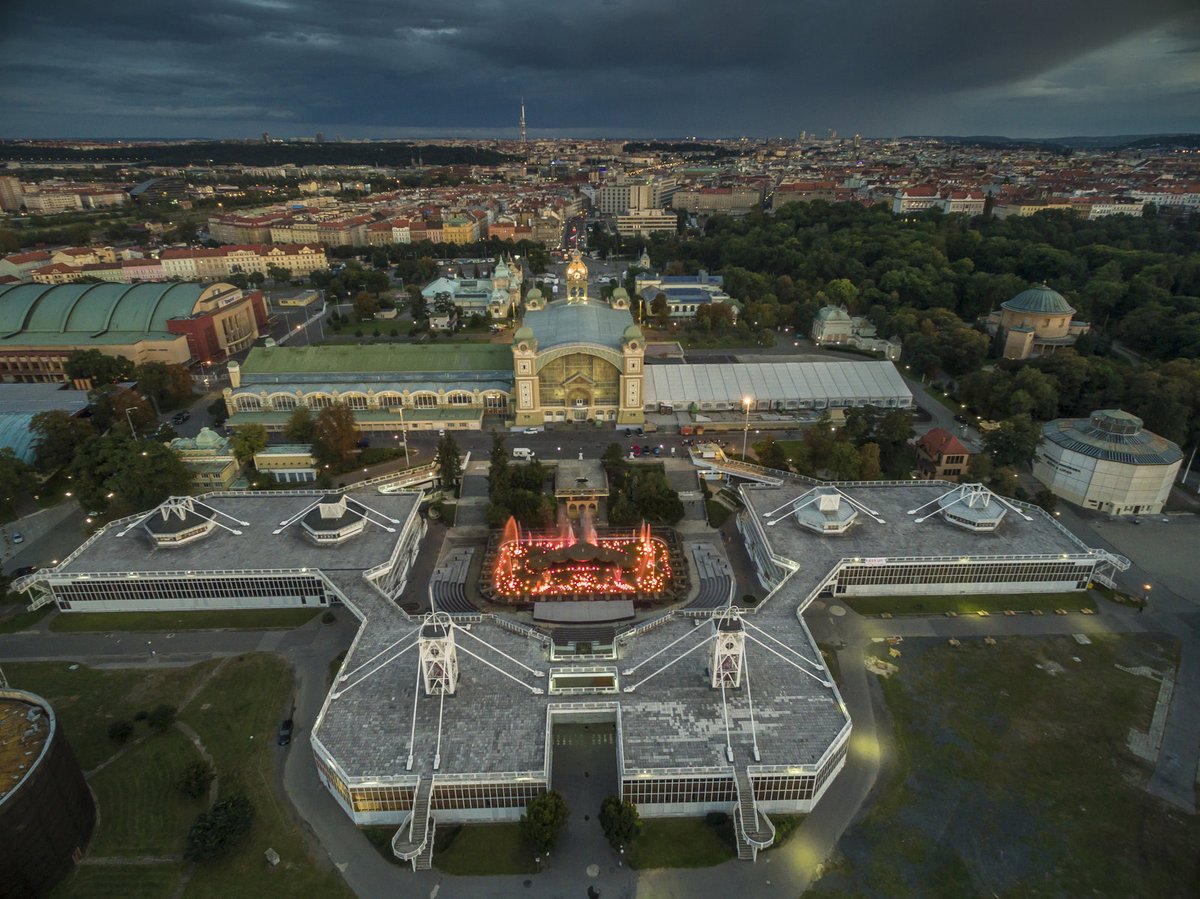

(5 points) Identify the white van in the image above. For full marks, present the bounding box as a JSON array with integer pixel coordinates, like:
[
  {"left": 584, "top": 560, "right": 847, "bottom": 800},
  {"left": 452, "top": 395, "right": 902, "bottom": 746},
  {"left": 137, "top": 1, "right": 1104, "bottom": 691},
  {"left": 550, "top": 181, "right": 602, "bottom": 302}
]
[{"left": 512, "top": 447, "right": 536, "bottom": 461}]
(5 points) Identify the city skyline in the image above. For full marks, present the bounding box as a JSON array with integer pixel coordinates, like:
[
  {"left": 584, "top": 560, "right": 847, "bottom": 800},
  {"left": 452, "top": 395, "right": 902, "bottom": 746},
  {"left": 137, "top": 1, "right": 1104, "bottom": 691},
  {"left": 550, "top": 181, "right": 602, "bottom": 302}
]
[{"left": 1, "top": 0, "right": 1198, "bottom": 140}]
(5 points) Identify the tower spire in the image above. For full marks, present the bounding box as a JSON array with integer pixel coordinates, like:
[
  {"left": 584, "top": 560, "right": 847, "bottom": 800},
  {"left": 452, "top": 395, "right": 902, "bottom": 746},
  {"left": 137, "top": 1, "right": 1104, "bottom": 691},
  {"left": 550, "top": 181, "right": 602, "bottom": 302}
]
[{"left": 519, "top": 97, "right": 527, "bottom": 150}]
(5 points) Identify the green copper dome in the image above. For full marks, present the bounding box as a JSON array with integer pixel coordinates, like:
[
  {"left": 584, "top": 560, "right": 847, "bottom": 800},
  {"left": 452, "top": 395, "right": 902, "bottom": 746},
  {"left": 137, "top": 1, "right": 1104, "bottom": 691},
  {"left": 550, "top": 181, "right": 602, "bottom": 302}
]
[{"left": 1001, "top": 284, "right": 1074, "bottom": 316}]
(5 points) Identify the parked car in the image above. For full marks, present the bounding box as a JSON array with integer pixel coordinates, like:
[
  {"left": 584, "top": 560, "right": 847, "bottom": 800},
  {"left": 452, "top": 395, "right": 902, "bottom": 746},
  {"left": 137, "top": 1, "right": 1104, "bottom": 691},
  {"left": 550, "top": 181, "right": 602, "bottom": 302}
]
[
  {"left": 523, "top": 428, "right": 540, "bottom": 435},
  {"left": 172, "top": 410, "right": 191, "bottom": 424},
  {"left": 653, "top": 445, "right": 662, "bottom": 456},
  {"left": 11, "top": 565, "right": 37, "bottom": 577},
  {"left": 277, "top": 719, "right": 294, "bottom": 747},
  {"left": 11, "top": 531, "right": 22, "bottom": 544},
  {"left": 632, "top": 445, "right": 642, "bottom": 457},
  {"left": 641, "top": 445, "right": 651, "bottom": 456}
]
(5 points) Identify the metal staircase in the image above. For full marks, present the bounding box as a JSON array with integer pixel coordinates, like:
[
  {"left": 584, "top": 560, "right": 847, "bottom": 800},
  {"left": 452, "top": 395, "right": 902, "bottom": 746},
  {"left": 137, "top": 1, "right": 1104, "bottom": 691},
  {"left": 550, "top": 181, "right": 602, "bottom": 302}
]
[
  {"left": 391, "top": 776, "right": 436, "bottom": 870},
  {"left": 732, "top": 769, "right": 775, "bottom": 861}
]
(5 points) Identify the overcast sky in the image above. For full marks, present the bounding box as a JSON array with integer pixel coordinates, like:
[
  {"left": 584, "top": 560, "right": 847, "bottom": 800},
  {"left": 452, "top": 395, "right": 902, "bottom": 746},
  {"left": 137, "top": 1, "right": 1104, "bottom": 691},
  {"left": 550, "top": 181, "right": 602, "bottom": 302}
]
[{"left": 1, "top": 0, "right": 1198, "bottom": 140}]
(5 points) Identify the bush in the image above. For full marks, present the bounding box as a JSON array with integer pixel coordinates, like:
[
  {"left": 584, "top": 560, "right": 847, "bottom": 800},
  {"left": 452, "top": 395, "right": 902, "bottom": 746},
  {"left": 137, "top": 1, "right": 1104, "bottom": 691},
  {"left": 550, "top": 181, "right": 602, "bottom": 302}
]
[
  {"left": 599, "top": 795, "right": 642, "bottom": 850},
  {"left": 705, "top": 811, "right": 728, "bottom": 827},
  {"left": 184, "top": 793, "right": 255, "bottom": 862},
  {"left": 520, "top": 790, "right": 569, "bottom": 853},
  {"left": 147, "top": 703, "right": 177, "bottom": 733},
  {"left": 742, "top": 594, "right": 760, "bottom": 606},
  {"left": 179, "top": 760, "right": 215, "bottom": 799},
  {"left": 321, "top": 610, "right": 336, "bottom": 624},
  {"left": 107, "top": 719, "right": 134, "bottom": 744}
]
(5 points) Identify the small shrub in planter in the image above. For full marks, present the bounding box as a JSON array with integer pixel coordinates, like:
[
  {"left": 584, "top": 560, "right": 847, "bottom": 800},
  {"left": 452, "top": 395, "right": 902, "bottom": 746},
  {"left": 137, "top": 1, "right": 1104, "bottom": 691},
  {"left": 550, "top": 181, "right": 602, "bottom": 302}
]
[{"left": 742, "top": 593, "right": 760, "bottom": 606}]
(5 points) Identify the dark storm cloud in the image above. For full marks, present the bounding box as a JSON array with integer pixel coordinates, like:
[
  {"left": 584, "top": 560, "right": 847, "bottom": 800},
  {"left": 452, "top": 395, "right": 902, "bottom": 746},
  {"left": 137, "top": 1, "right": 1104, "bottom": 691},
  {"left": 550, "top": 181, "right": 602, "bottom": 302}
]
[{"left": 0, "top": 0, "right": 1197, "bottom": 137}]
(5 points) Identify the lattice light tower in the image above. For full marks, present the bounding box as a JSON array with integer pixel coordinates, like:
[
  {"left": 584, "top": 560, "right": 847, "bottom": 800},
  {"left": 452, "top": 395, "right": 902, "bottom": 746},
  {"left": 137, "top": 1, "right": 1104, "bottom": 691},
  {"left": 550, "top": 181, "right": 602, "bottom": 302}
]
[
  {"left": 419, "top": 615, "right": 459, "bottom": 696},
  {"left": 710, "top": 611, "right": 745, "bottom": 689}
]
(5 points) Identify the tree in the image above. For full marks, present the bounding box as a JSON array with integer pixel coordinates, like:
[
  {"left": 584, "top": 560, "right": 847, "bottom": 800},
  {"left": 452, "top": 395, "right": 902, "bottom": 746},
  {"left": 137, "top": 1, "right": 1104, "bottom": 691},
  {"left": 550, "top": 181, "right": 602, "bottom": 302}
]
[
  {"left": 147, "top": 703, "right": 177, "bottom": 733},
  {"left": 966, "top": 451, "right": 993, "bottom": 482},
  {"left": 984, "top": 414, "right": 1042, "bottom": 468},
  {"left": 65, "top": 349, "right": 134, "bottom": 385},
  {"left": 134, "top": 361, "right": 195, "bottom": 410},
  {"left": 828, "top": 441, "right": 861, "bottom": 479},
  {"left": 107, "top": 719, "right": 133, "bottom": 744},
  {"left": 651, "top": 292, "right": 670, "bottom": 328},
  {"left": 312, "top": 403, "right": 359, "bottom": 466},
  {"left": 601, "top": 442, "right": 626, "bottom": 471},
  {"left": 283, "top": 406, "right": 315, "bottom": 443},
  {"left": 267, "top": 264, "right": 292, "bottom": 284},
  {"left": 90, "top": 385, "right": 156, "bottom": 435},
  {"left": 184, "top": 793, "right": 255, "bottom": 862},
  {"left": 0, "top": 448, "right": 36, "bottom": 511},
  {"left": 599, "top": 795, "right": 642, "bottom": 850},
  {"left": 435, "top": 433, "right": 463, "bottom": 490},
  {"left": 30, "top": 410, "right": 94, "bottom": 473},
  {"left": 353, "top": 291, "right": 381, "bottom": 321},
  {"left": 858, "top": 442, "right": 882, "bottom": 480},
  {"left": 408, "top": 286, "right": 428, "bottom": 321},
  {"left": 70, "top": 436, "right": 194, "bottom": 516},
  {"left": 755, "top": 438, "right": 788, "bottom": 471},
  {"left": 363, "top": 269, "right": 390, "bottom": 296},
  {"left": 179, "top": 760, "right": 215, "bottom": 799},
  {"left": 230, "top": 424, "right": 269, "bottom": 465},
  {"left": 520, "top": 790, "right": 569, "bottom": 854}
]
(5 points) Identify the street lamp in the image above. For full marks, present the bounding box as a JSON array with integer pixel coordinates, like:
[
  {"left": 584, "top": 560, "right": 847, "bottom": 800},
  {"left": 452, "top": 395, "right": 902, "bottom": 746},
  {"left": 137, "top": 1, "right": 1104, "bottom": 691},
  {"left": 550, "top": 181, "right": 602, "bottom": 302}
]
[
  {"left": 741, "top": 397, "right": 752, "bottom": 460},
  {"left": 1142, "top": 583, "right": 1152, "bottom": 609}
]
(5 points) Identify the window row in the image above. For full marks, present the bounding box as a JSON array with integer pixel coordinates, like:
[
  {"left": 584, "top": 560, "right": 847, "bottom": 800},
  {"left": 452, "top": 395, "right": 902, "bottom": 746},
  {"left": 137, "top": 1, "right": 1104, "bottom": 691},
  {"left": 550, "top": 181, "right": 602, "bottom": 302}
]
[
  {"left": 836, "top": 561, "right": 1092, "bottom": 588},
  {"left": 623, "top": 776, "right": 736, "bottom": 806},
  {"left": 431, "top": 782, "right": 544, "bottom": 810},
  {"left": 351, "top": 786, "right": 414, "bottom": 813},
  {"left": 234, "top": 392, "right": 505, "bottom": 412},
  {"left": 54, "top": 575, "right": 330, "bottom": 603}
]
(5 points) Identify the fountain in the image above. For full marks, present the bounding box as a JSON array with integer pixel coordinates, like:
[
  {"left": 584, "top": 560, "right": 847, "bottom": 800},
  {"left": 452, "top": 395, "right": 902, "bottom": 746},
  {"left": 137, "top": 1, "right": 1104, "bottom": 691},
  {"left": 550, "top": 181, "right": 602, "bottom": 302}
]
[{"left": 491, "top": 514, "right": 671, "bottom": 600}]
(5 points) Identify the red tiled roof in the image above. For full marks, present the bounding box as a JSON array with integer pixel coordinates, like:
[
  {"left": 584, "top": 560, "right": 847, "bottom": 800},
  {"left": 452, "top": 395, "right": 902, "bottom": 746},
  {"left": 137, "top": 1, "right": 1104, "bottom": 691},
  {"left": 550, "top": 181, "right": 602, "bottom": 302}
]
[{"left": 916, "top": 427, "right": 970, "bottom": 458}]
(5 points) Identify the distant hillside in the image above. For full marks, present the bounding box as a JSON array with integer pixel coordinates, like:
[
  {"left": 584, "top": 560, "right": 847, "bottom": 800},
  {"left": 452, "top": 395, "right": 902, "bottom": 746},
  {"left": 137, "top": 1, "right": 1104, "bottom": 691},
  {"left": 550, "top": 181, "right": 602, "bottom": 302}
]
[
  {"left": 0, "top": 141, "right": 514, "bottom": 168},
  {"left": 905, "top": 133, "right": 1200, "bottom": 151}
]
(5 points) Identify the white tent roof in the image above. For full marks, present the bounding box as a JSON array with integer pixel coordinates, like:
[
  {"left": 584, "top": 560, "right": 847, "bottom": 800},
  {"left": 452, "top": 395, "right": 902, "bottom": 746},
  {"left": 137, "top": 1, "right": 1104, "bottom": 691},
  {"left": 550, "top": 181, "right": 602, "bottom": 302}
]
[{"left": 644, "top": 361, "right": 911, "bottom": 407}]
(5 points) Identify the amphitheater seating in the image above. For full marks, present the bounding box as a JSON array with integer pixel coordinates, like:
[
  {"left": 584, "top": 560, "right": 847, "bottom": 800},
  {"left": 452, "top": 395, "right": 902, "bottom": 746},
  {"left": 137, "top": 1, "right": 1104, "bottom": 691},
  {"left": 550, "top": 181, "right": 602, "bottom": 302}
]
[
  {"left": 687, "top": 544, "right": 734, "bottom": 611},
  {"left": 430, "top": 548, "right": 477, "bottom": 616}
]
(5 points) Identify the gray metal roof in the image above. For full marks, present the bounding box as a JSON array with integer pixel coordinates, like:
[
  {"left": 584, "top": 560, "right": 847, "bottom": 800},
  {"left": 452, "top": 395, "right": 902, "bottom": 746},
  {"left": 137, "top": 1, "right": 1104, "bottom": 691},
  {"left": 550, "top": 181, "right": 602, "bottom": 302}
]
[
  {"left": 645, "top": 361, "right": 912, "bottom": 406},
  {"left": 522, "top": 300, "right": 635, "bottom": 351},
  {"left": 1042, "top": 411, "right": 1182, "bottom": 466}
]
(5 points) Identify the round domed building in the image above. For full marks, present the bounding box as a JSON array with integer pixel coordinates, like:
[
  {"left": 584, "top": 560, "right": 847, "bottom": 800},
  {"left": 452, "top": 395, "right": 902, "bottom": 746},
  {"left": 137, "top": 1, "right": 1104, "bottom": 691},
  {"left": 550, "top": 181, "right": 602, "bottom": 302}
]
[
  {"left": 986, "top": 284, "right": 1091, "bottom": 360},
  {"left": 1033, "top": 409, "right": 1183, "bottom": 516},
  {"left": 0, "top": 689, "right": 96, "bottom": 897}
]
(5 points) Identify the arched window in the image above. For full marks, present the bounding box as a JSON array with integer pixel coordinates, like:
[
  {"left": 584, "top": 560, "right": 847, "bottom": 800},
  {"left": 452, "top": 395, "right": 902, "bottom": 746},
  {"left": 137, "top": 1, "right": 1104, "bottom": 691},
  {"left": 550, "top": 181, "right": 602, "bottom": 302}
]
[
  {"left": 307, "top": 394, "right": 332, "bottom": 410},
  {"left": 235, "top": 395, "right": 261, "bottom": 412},
  {"left": 271, "top": 394, "right": 296, "bottom": 411},
  {"left": 378, "top": 393, "right": 404, "bottom": 409},
  {"left": 343, "top": 394, "right": 369, "bottom": 410},
  {"left": 413, "top": 393, "right": 437, "bottom": 409},
  {"left": 446, "top": 392, "right": 473, "bottom": 406}
]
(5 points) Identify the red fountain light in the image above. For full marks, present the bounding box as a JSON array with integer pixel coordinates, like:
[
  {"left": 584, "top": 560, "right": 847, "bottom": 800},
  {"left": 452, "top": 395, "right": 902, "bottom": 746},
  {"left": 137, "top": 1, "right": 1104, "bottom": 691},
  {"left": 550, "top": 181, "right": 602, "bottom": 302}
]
[{"left": 492, "top": 515, "right": 670, "bottom": 598}]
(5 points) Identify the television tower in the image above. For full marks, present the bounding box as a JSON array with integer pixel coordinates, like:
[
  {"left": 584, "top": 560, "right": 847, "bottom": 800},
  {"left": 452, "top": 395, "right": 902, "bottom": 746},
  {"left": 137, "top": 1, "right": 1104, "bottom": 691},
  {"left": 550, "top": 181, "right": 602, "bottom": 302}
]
[{"left": 519, "top": 97, "right": 527, "bottom": 150}]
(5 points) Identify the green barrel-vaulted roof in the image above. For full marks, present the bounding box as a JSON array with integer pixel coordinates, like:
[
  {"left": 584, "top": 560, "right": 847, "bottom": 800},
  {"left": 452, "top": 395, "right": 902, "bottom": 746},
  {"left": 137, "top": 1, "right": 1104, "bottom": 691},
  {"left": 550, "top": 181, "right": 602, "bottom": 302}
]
[
  {"left": 0, "top": 282, "right": 214, "bottom": 339},
  {"left": 1001, "top": 284, "right": 1074, "bottom": 316}
]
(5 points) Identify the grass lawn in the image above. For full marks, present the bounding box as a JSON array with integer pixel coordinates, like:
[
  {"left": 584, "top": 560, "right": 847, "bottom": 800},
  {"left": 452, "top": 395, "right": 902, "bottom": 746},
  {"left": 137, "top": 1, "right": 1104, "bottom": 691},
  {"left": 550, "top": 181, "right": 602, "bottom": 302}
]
[
  {"left": 328, "top": 650, "right": 348, "bottom": 687},
  {"left": 11, "top": 656, "right": 352, "bottom": 899},
  {"left": 4, "top": 660, "right": 220, "bottom": 770},
  {"left": 705, "top": 499, "right": 732, "bottom": 528},
  {"left": 49, "top": 608, "right": 323, "bottom": 633},
  {"left": 89, "top": 728, "right": 207, "bottom": 855},
  {"left": 627, "top": 817, "right": 735, "bottom": 870},
  {"left": 803, "top": 635, "right": 1199, "bottom": 898},
  {"left": 53, "top": 865, "right": 183, "bottom": 899},
  {"left": 179, "top": 655, "right": 352, "bottom": 899},
  {"left": 842, "top": 591, "right": 1096, "bottom": 616},
  {"left": 0, "top": 600, "right": 53, "bottom": 633},
  {"left": 433, "top": 824, "right": 537, "bottom": 876}
]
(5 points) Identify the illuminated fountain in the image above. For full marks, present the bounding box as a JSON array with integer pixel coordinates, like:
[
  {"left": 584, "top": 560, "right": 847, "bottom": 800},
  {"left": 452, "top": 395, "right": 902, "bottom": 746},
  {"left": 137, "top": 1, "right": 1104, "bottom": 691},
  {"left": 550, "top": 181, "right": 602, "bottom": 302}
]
[{"left": 490, "top": 513, "right": 672, "bottom": 601}]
